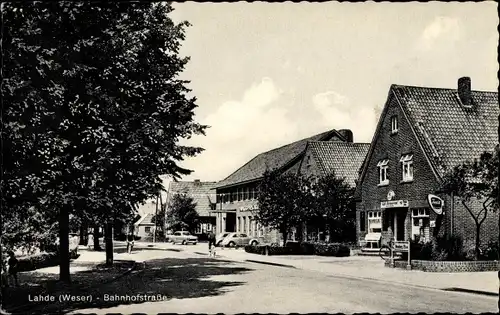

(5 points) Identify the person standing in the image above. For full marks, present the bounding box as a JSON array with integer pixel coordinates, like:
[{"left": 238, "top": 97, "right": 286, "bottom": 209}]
[
  {"left": 87, "top": 233, "right": 94, "bottom": 250},
  {"left": 208, "top": 230, "right": 216, "bottom": 257},
  {"left": 126, "top": 233, "right": 135, "bottom": 254},
  {"left": 6, "top": 251, "right": 19, "bottom": 287}
]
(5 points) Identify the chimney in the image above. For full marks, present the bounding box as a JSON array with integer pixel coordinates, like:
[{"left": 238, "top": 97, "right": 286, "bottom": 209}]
[
  {"left": 338, "top": 129, "right": 353, "bottom": 143},
  {"left": 458, "top": 77, "right": 472, "bottom": 107}
]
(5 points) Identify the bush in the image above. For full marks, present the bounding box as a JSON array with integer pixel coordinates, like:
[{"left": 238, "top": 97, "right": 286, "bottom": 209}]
[
  {"left": 409, "top": 235, "right": 468, "bottom": 261},
  {"left": 313, "top": 243, "right": 350, "bottom": 257},
  {"left": 480, "top": 241, "right": 499, "bottom": 261},
  {"left": 245, "top": 242, "right": 350, "bottom": 257}
]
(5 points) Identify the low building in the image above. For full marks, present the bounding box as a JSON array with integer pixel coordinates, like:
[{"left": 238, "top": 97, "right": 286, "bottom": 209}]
[
  {"left": 134, "top": 213, "right": 155, "bottom": 238},
  {"left": 212, "top": 128, "right": 359, "bottom": 244},
  {"left": 166, "top": 180, "right": 217, "bottom": 239},
  {"left": 355, "top": 77, "right": 499, "bottom": 251}
]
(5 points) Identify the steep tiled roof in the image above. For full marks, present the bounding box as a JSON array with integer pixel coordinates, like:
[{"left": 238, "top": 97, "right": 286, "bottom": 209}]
[
  {"left": 134, "top": 213, "right": 154, "bottom": 226},
  {"left": 308, "top": 142, "right": 370, "bottom": 186},
  {"left": 168, "top": 181, "right": 217, "bottom": 216},
  {"left": 214, "top": 129, "right": 343, "bottom": 189},
  {"left": 392, "top": 85, "right": 499, "bottom": 176}
]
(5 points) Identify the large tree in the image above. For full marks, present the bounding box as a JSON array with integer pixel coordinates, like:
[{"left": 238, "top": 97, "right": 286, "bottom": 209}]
[
  {"left": 166, "top": 193, "right": 199, "bottom": 233},
  {"left": 255, "top": 170, "right": 314, "bottom": 244},
  {"left": 440, "top": 149, "right": 499, "bottom": 260},
  {"left": 2, "top": 2, "right": 205, "bottom": 281},
  {"left": 312, "top": 174, "right": 356, "bottom": 242}
]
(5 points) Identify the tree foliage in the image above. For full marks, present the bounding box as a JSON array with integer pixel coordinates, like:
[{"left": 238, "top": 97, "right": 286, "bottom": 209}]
[
  {"left": 2, "top": 2, "right": 204, "bottom": 280},
  {"left": 440, "top": 148, "right": 499, "bottom": 259},
  {"left": 255, "top": 170, "right": 315, "bottom": 243},
  {"left": 166, "top": 194, "right": 199, "bottom": 233}
]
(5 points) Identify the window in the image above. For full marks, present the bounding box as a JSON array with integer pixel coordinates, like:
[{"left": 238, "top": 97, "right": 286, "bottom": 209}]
[
  {"left": 145, "top": 227, "right": 151, "bottom": 233},
  {"left": 377, "top": 159, "right": 389, "bottom": 185},
  {"left": 400, "top": 154, "right": 414, "bottom": 182},
  {"left": 360, "top": 212, "right": 366, "bottom": 231},
  {"left": 368, "top": 211, "right": 382, "bottom": 233},
  {"left": 391, "top": 116, "right": 398, "bottom": 134},
  {"left": 412, "top": 208, "right": 430, "bottom": 242},
  {"left": 243, "top": 187, "right": 248, "bottom": 200},
  {"left": 243, "top": 217, "right": 247, "bottom": 233},
  {"left": 238, "top": 188, "right": 242, "bottom": 201},
  {"left": 237, "top": 217, "right": 241, "bottom": 232},
  {"left": 240, "top": 234, "right": 248, "bottom": 238}
]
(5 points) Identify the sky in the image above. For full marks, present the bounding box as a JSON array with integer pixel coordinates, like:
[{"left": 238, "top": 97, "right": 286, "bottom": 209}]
[{"left": 164, "top": 1, "right": 498, "bottom": 186}]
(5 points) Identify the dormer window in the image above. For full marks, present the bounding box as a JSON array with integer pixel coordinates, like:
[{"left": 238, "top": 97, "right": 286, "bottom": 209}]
[
  {"left": 377, "top": 159, "right": 389, "bottom": 186},
  {"left": 400, "top": 154, "right": 414, "bottom": 182},
  {"left": 391, "top": 116, "right": 398, "bottom": 134}
]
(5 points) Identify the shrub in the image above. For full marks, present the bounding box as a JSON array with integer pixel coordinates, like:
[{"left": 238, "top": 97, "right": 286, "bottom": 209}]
[
  {"left": 480, "top": 241, "right": 499, "bottom": 261},
  {"left": 409, "top": 235, "right": 469, "bottom": 261},
  {"left": 313, "top": 243, "right": 350, "bottom": 257}
]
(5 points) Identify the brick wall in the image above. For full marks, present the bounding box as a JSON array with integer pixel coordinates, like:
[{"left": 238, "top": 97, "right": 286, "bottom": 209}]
[{"left": 387, "top": 259, "right": 500, "bottom": 272}]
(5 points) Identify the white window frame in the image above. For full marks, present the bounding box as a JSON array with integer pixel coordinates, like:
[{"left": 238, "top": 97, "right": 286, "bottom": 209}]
[
  {"left": 411, "top": 208, "right": 430, "bottom": 241},
  {"left": 377, "top": 160, "right": 389, "bottom": 185},
  {"left": 400, "top": 154, "right": 414, "bottom": 182},
  {"left": 391, "top": 116, "right": 398, "bottom": 134},
  {"left": 367, "top": 211, "right": 382, "bottom": 233}
]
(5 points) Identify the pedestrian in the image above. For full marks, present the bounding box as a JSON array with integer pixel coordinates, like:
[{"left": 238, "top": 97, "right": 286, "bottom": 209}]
[
  {"left": 6, "top": 251, "right": 19, "bottom": 287},
  {"left": 208, "top": 230, "right": 216, "bottom": 257},
  {"left": 126, "top": 233, "right": 134, "bottom": 254},
  {"left": 87, "top": 233, "right": 94, "bottom": 250}
]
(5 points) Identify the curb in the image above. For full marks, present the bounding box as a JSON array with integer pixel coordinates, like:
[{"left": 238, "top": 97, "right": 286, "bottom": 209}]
[
  {"left": 442, "top": 287, "right": 499, "bottom": 297},
  {"left": 245, "top": 259, "right": 296, "bottom": 269},
  {"left": 5, "top": 259, "right": 138, "bottom": 314}
]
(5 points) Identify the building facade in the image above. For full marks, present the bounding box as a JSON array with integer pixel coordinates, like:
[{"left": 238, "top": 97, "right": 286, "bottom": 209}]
[
  {"left": 355, "top": 77, "right": 499, "bottom": 251},
  {"left": 212, "top": 128, "right": 360, "bottom": 244},
  {"left": 166, "top": 180, "right": 217, "bottom": 239}
]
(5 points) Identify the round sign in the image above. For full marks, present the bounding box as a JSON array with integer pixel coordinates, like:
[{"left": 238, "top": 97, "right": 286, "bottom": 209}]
[{"left": 428, "top": 194, "right": 444, "bottom": 215}]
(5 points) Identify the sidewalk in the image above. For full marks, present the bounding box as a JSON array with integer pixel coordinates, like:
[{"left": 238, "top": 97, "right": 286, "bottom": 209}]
[{"left": 209, "top": 247, "right": 498, "bottom": 296}]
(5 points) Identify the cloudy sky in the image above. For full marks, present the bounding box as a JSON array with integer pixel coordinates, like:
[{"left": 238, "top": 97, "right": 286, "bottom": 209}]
[{"left": 167, "top": 1, "right": 498, "bottom": 184}]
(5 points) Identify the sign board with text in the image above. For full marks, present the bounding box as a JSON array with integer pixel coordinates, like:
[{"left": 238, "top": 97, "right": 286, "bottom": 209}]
[
  {"left": 393, "top": 241, "right": 409, "bottom": 252},
  {"left": 380, "top": 200, "right": 409, "bottom": 209}
]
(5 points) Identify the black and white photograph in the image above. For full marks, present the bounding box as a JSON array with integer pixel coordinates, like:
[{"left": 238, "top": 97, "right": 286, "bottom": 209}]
[{"left": 1, "top": 1, "right": 499, "bottom": 314}]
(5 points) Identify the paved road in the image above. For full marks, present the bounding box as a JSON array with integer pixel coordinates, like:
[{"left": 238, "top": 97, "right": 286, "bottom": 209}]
[{"left": 59, "top": 247, "right": 497, "bottom": 314}]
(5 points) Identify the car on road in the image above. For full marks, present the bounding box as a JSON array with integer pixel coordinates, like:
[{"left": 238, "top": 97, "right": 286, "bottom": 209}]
[
  {"left": 220, "top": 233, "right": 260, "bottom": 247},
  {"left": 170, "top": 231, "right": 198, "bottom": 245},
  {"left": 215, "top": 232, "right": 231, "bottom": 246}
]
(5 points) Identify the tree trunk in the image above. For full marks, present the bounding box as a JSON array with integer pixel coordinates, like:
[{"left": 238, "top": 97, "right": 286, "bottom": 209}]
[
  {"left": 79, "top": 222, "right": 87, "bottom": 246},
  {"left": 93, "top": 224, "right": 102, "bottom": 251},
  {"left": 59, "top": 206, "right": 71, "bottom": 283},
  {"left": 475, "top": 224, "right": 481, "bottom": 260},
  {"left": 105, "top": 222, "right": 113, "bottom": 267}
]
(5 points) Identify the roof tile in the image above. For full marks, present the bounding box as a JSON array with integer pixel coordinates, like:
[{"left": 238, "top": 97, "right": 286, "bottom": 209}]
[{"left": 168, "top": 181, "right": 217, "bottom": 216}]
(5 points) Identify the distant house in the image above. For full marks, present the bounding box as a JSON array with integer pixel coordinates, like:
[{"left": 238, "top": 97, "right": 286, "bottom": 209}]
[
  {"left": 297, "top": 141, "right": 370, "bottom": 241},
  {"left": 212, "top": 128, "right": 357, "bottom": 244},
  {"left": 134, "top": 213, "right": 155, "bottom": 238},
  {"left": 355, "top": 77, "right": 499, "bottom": 251},
  {"left": 166, "top": 180, "right": 217, "bottom": 238}
]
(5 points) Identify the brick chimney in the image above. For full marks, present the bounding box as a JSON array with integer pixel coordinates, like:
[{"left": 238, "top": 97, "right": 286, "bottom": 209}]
[
  {"left": 458, "top": 77, "right": 472, "bottom": 107},
  {"left": 338, "top": 129, "right": 353, "bottom": 142}
]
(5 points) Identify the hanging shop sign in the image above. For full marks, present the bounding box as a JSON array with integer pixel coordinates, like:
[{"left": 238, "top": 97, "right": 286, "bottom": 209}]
[
  {"left": 387, "top": 190, "right": 395, "bottom": 201},
  {"left": 427, "top": 194, "right": 444, "bottom": 215},
  {"left": 380, "top": 200, "right": 409, "bottom": 209}
]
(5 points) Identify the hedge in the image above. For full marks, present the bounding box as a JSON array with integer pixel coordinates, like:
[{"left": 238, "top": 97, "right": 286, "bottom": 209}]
[
  {"left": 16, "top": 249, "right": 79, "bottom": 272},
  {"left": 244, "top": 242, "right": 350, "bottom": 257}
]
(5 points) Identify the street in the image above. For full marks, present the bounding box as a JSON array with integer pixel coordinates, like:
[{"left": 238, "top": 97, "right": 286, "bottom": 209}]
[{"left": 46, "top": 244, "right": 498, "bottom": 314}]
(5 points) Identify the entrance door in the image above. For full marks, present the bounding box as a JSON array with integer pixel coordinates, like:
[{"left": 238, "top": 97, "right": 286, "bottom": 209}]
[
  {"left": 393, "top": 211, "right": 406, "bottom": 241},
  {"left": 226, "top": 213, "right": 236, "bottom": 232}
]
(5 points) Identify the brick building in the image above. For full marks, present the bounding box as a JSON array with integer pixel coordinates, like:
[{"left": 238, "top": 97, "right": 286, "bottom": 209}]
[
  {"left": 166, "top": 180, "right": 217, "bottom": 239},
  {"left": 298, "top": 141, "right": 369, "bottom": 241},
  {"left": 212, "top": 128, "right": 364, "bottom": 244},
  {"left": 355, "top": 77, "right": 499, "bottom": 251}
]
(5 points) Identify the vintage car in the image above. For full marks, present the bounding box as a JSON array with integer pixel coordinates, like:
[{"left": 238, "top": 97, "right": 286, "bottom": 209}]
[
  {"left": 219, "top": 233, "right": 260, "bottom": 247},
  {"left": 170, "top": 231, "right": 198, "bottom": 245},
  {"left": 215, "top": 232, "right": 231, "bottom": 246}
]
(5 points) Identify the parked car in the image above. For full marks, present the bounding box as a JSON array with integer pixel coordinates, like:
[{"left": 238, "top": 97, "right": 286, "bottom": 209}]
[
  {"left": 170, "top": 231, "right": 198, "bottom": 245},
  {"left": 215, "top": 232, "right": 231, "bottom": 246},
  {"left": 220, "top": 233, "right": 260, "bottom": 247}
]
